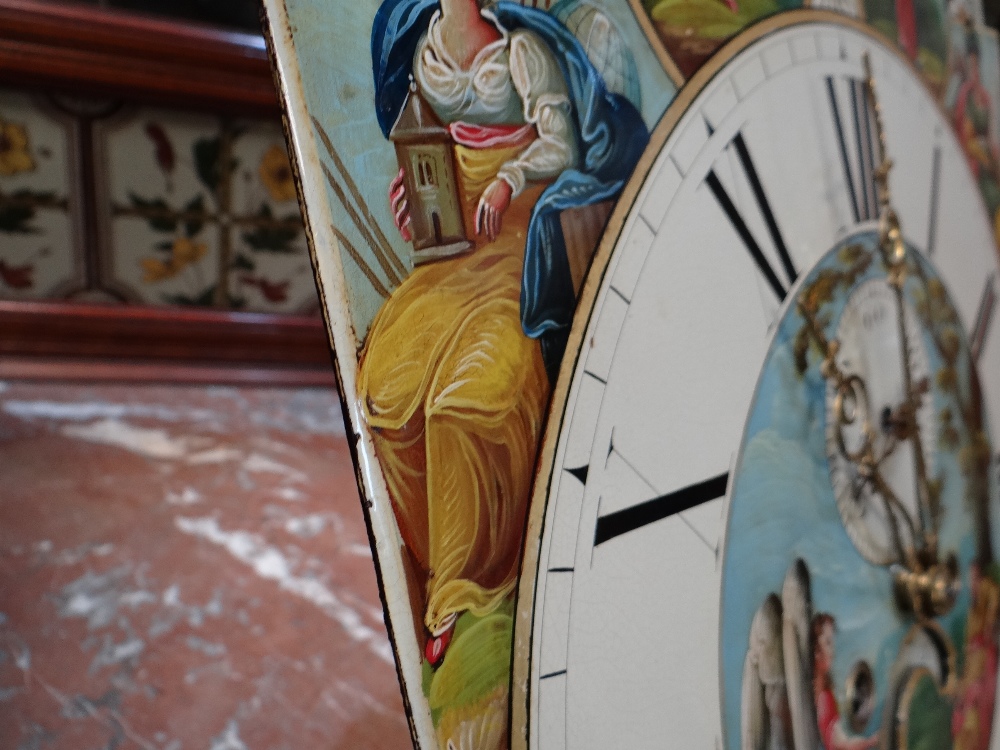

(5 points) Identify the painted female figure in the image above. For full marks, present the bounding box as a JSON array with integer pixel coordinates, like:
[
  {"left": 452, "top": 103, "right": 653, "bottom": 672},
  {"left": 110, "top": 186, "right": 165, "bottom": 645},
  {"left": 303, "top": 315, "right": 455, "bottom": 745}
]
[
  {"left": 811, "top": 614, "right": 879, "bottom": 750},
  {"left": 953, "top": 21, "right": 1000, "bottom": 239},
  {"left": 359, "top": 0, "right": 646, "bottom": 675}
]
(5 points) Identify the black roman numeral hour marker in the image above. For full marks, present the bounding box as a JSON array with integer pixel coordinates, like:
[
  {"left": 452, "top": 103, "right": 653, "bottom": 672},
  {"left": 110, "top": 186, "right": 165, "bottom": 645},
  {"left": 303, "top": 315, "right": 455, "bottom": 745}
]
[
  {"left": 593, "top": 472, "right": 729, "bottom": 546},
  {"left": 971, "top": 274, "right": 996, "bottom": 362},
  {"left": 565, "top": 464, "right": 589, "bottom": 485},
  {"left": 706, "top": 133, "right": 797, "bottom": 301},
  {"left": 827, "top": 75, "right": 879, "bottom": 224},
  {"left": 927, "top": 143, "right": 941, "bottom": 255}
]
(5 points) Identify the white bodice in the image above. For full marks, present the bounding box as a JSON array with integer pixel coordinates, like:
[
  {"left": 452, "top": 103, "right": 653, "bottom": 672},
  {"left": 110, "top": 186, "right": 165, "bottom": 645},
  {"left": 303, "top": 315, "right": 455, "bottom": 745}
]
[{"left": 413, "top": 10, "right": 579, "bottom": 195}]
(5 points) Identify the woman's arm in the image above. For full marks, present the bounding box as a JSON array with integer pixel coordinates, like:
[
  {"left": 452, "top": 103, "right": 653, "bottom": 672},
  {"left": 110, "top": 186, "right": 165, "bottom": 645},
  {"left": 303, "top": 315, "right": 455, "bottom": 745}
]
[
  {"left": 498, "top": 29, "right": 579, "bottom": 195},
  {"left": 477, "top": 29, "right": 578, "bottom": 239}
]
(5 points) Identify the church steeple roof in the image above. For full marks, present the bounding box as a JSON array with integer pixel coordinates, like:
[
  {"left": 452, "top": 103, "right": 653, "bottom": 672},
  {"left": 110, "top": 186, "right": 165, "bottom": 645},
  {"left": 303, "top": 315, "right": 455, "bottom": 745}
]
[{"left": 389, "top": 80, "right": 449, "bottom": 143}]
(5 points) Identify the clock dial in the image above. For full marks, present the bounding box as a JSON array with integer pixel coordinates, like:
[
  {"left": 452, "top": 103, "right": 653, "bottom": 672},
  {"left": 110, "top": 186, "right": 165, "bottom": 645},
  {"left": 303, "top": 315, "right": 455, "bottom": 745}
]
[
  {"left": 514, "top": 12, "right": 1000, "bottom": 750},
  {"left": 806, "top": 0, "right": 864, "bottom": 18},
  {"left": 723, "top": 236, "right": 984, "bottom": 750}
]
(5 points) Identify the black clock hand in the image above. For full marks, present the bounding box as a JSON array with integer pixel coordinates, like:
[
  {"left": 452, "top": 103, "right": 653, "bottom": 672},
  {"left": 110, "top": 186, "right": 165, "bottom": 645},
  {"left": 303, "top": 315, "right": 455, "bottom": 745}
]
[
  {"left": 591, "top": 437, "right": 725, "bottom": 550},
  {"left": 593, "top": 472, "right": 728, "bottom": 547}
]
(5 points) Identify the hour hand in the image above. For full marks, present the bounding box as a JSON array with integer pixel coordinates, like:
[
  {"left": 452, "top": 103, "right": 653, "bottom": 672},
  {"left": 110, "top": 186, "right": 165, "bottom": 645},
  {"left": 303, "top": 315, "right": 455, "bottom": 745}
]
[{"left": 880, "top": 377, "right": 929, "bottom": 443}]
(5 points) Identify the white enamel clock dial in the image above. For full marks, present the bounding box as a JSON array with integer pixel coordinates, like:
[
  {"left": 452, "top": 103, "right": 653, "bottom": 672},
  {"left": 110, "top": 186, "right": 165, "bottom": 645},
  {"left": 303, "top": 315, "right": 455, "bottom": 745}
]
[{"left": 515, "top": 12, "right": 1000, "bottom": 750}]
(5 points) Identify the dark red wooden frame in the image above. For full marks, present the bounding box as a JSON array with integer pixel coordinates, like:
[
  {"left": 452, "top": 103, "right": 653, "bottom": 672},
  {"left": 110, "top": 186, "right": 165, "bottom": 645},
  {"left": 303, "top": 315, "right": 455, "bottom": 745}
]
[
  {"left": 0, "top": 300, "right": 334, "bottom": 385},
  {"left": 0, "top": 0, "right": 280, "bottom": 114},
  {"left": 0, "top": 1, "right": 334, "bottom": 386}
]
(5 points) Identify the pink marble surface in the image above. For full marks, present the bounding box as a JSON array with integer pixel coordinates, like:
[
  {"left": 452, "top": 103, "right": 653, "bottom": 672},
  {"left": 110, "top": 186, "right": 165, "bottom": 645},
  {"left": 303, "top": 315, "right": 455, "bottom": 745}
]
[{"left": 0, "top": 380, "right": 411, "bottom": 749}]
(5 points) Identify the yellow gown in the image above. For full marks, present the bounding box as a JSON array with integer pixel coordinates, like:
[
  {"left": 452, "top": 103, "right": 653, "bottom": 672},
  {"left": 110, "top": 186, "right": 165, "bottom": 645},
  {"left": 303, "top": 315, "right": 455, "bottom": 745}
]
[{"left": 358, "top": 140, "right": 550, "bottom": 635}]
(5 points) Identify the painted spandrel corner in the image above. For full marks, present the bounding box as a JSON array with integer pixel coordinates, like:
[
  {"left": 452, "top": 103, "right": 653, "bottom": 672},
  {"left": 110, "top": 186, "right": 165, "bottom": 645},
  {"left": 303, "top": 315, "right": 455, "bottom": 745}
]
[
  {"left": 262, "top": 1, "right": 670, "bottom": 747},
  {"left": 259, "top": 0, "right": 1000, "bottom": 745}
]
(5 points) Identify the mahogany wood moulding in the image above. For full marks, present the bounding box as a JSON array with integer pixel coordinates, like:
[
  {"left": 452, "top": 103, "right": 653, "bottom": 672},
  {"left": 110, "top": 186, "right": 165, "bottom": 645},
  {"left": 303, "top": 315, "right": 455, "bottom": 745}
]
[
  {"left": 0, "top": 0, "right": 280, "bottom": 114},
  {"left": 0, "top": 0, "right": 333, "bottom": 385},
  {"left": 0, "top": 300, "right": 334, "bottom": 385}
]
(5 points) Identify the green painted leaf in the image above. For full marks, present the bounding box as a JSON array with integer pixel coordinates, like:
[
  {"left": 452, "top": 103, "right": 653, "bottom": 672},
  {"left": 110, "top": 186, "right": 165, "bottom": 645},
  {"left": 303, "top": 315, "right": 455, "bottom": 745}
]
[
  {"left": 428, "top": 614, "right": 512, "bottom": 711},
  {"left": 163, "top": 285, "right": 217, "bottom": 307},
  {"left": 0, "top": 202, "right": 38, "bottom": 234},
  {"left": 193, "top": 137, "right": 223, "bottom": 194},
  {"left": 162, "top": 285, "right": 246, "bottom": 309},
  {"left": 184, "top": 194, "right": 206, "bottom": 237},
  {"left": 193, "top": 137, "right": 239, "bottom": 195},
  {"left": 11, "top": 188, "right": 56, "bottom": 204},
  {"left": 241, "top": 204, "right": 301, "bottom": 253},
  {"left": 231, "top": 253, "right": 256, "bottom": 271},
  {"left": 129, "top": 192, "right": 176, "bottom": 232}
]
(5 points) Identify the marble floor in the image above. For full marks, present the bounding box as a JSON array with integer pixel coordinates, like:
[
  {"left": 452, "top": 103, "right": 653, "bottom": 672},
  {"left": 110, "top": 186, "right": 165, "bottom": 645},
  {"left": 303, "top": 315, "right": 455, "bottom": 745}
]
[{"left": 0, "top": 380, "right": 411, "bottom": 749}]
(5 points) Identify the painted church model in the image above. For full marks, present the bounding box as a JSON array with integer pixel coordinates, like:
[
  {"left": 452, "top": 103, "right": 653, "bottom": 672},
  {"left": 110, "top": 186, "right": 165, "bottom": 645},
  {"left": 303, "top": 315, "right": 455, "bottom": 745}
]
[{"left": 389, "top": 82, "right": 471, "bottom": 263}]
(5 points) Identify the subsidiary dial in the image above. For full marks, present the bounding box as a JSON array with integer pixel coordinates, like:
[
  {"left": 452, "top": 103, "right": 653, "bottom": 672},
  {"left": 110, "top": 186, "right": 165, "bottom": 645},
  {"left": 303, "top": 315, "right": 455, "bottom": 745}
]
[{"left": 825, "top": 276, "right": 936, "bottom": 566}]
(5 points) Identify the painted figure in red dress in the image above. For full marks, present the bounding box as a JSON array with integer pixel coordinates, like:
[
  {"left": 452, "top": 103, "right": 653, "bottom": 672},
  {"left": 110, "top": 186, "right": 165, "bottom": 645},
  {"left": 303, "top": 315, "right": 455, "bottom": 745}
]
[
  {"left": 811, "top": 614, "right": 879, "bottom": 750},
  {"left": 952, "top": 565, "right": 1000, "bottom": 750}
]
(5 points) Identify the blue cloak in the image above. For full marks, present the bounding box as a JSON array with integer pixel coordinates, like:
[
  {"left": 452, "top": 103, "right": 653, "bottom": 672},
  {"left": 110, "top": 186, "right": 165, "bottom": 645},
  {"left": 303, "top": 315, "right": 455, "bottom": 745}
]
[{"left": 372, "top": 0, "right": 649, "bottom": 381}]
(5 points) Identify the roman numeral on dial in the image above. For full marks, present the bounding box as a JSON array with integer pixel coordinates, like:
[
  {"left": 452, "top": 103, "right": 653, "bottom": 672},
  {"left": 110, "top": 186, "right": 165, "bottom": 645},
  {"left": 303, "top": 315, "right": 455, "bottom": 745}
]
[
  {"left": 826, "top": 75, "right": 880, "bottom": 225},
  {"left": 705, "top": 132, "right": 797, "bottom": 302},
  {"left": 926, "top": 142, "right": 942, "bottom": 255},
  {"left": 971, "top": 273, "right": 996, "bottom": 362}
]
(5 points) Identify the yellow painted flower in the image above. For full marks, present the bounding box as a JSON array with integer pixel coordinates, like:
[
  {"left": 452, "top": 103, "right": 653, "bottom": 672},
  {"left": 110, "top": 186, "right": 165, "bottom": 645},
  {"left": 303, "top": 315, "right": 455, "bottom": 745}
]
[
  {"left": 0, "top": 119, "right": 36, "bottom": 176},
  {"left": 172, "top": 236, "right": 207, "bottom": 266},
  {"left": 141, "top": 237, "right": 208, "bottom": 283},
  {"left": 141, "top": 257, "right": 174, "bottom": 283},
  {"left": 259, "top": 144, "right": 297, "bottom": 202}
]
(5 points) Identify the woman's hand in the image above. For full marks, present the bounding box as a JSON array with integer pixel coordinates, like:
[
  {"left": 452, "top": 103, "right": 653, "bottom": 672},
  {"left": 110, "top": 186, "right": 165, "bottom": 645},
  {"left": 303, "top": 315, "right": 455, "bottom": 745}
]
[
  {"left": 475, "top": 178, "right": 512, "bottom": 241},
  {"left": 389, "top": 167, "right": 412, "bottom": 242}
]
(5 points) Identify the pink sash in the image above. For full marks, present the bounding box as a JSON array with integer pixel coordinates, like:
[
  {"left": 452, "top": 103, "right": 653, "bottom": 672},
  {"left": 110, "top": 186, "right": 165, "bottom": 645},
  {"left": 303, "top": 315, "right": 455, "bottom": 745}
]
[{"left": 448, "top": 122, "right": 535, "bottom": 149}]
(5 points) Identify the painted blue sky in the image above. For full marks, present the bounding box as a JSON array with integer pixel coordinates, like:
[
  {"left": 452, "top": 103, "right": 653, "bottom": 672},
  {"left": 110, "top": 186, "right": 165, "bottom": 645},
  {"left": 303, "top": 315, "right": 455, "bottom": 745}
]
[{"left": 719, "top": 233, "right": 994, "bottom": 750}]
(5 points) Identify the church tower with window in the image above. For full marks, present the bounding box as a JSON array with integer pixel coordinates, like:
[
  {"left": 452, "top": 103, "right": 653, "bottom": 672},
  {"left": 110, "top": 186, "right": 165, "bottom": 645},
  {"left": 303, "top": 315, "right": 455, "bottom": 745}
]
[{"left": 389, "top": 81, "right": 470, "bottom": 264}]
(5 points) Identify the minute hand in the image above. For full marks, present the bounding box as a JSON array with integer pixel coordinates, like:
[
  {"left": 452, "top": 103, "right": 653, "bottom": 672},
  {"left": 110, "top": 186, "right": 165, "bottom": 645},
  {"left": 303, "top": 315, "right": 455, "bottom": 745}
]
[
  {"left": 890, "top": 280, "right": 935, "bottom": 543},
  {"left": 863, "top": 53, "right": 935, "bottom": 548}
]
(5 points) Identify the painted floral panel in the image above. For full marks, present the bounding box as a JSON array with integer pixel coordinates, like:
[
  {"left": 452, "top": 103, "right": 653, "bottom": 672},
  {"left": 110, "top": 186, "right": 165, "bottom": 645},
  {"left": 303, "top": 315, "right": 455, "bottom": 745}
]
[
  {"left": 0, "top": 89, "right": 81, "bottom": 300},
  {"left": 97, "top": 108, "right": 224, "bottom": 306},
  {"left": 228, "top": 122, "right": 317, "bottom": 314},
  {"left": 96, "top": 108, "right": 311, "bottom": 312}
]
